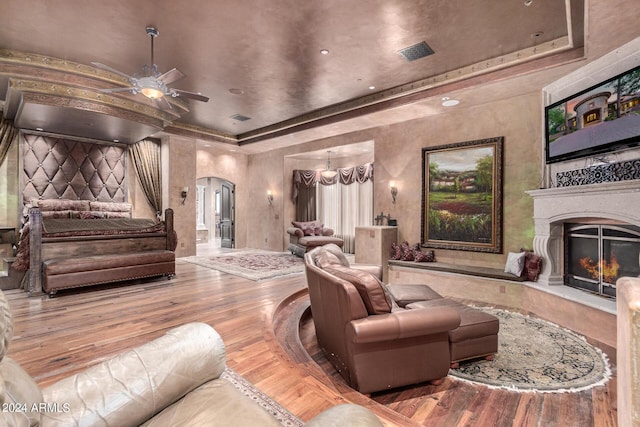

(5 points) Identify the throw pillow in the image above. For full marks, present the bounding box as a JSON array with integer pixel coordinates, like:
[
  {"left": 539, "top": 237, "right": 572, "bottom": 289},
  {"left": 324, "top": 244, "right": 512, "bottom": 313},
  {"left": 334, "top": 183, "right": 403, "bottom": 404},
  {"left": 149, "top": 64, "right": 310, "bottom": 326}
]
[
  {"left": 292, "top": 221, "right": 319, "bottom": 236},
  {"left": 400, "top": 241, "right": 414, "bottom": 261},
  {"left": 414, "top": 249, "right": 435, "bottom": 262},
  {"left": 390, "top": 242, "right": 402, "bottom": 260},
  {"left": 324, "top": 266, "right": 392, "bottom": 315},
  {"left": 504, "top": 251, "right": 526, "bottom": 277},
  {"left": 520, "top": 248, "right": 542, "bottom": 281},
  {"left": 313, "top": 224, "right": 325, "bottom": 236}
]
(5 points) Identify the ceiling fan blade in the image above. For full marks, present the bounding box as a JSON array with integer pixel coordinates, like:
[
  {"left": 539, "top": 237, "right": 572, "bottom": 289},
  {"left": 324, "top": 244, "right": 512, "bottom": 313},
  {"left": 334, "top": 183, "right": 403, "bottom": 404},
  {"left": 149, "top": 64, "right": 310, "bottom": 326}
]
[
  {"left": 157, "top": 67, "right": 186, "bottom": 85},
  {"left": 172, "top": 89, "right": 210, "bottom": 103},
  {"left": 91, "top": 62, "right": 134, "bottom": 80},
  {"left": 156, "top": 96, "right": 173, "bottom": 111},
  {"left": 98, "top": 87, "right": 136, "bottom": 94}
]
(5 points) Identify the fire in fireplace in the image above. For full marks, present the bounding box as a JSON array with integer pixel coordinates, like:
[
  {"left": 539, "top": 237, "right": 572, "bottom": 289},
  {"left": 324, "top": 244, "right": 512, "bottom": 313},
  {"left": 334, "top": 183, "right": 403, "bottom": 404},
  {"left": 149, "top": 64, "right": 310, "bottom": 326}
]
[{"left": 565, "top": 223, "right": 640, "bottom": 298}]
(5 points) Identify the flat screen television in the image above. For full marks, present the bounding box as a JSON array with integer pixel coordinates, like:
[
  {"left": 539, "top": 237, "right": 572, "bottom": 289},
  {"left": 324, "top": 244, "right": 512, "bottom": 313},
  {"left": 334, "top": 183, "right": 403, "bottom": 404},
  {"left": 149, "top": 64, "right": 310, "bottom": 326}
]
[{"left": 545, "top": 64, "right": 640, "bottom": 164}]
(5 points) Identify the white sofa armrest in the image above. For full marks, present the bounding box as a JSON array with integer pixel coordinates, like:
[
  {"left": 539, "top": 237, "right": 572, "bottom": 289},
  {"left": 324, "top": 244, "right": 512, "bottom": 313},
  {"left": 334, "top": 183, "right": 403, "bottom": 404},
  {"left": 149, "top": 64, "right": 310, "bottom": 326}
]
[{"left": 42, "top": 322, "right": 226, "bottom": 427}]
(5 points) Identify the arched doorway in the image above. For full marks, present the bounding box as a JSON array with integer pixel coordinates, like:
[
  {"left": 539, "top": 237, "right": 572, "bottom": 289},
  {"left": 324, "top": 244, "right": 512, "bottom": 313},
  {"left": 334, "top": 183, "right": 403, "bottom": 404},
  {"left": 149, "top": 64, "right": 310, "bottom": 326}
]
[{"left": 196, "top": 176, "right": 235, "bottom": 249}]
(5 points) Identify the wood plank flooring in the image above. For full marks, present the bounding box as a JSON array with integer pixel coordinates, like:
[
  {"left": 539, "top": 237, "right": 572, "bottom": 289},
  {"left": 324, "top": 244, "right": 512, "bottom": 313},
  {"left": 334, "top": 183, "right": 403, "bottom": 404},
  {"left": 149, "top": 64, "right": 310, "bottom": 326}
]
[{"left": 4, "top": 248, "right": 618, "bottom": 426}]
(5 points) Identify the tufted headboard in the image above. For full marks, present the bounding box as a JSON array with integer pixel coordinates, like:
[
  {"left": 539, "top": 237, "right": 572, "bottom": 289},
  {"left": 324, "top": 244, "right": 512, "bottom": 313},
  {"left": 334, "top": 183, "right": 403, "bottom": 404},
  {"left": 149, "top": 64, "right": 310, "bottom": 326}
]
[{"left": 21, "top": 133, "right": 127, "bottom": 203}]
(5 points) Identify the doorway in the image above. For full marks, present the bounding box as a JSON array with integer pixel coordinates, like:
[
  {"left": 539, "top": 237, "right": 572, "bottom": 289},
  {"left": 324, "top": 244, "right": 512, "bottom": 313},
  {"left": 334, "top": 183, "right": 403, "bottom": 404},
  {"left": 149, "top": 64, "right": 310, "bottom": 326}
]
[{"left": 196, "top": 177, "right": 235, "bottom": 249}]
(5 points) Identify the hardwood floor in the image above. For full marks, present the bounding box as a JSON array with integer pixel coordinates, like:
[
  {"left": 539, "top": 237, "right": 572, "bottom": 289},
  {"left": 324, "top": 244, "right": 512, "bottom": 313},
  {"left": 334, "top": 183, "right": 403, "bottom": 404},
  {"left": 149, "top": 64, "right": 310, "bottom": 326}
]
[{"left": 4, "top": 245, "right": 618, "bottom": 426}]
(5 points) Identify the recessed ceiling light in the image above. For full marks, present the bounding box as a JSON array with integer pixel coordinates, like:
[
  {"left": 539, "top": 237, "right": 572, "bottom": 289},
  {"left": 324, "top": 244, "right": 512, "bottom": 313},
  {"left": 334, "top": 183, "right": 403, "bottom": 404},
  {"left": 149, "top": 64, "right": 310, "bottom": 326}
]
[
  {"left": 531, "top": 31, "right": 543, "bottom": 38},
  {"left": 524, "top": 0, "right": 533, "bottom": 6},
  {"left": 229, "top": 88, "right": 244, "bottom": 95},
  {"left": 442, "top": 97, "right": 459, "bottom": 107},
  {"left": 368, "top": 86, "right": 376, "bottom": 90},
  {"left": 320, "top": 49, "right": 329, "bottom": 55},
  {"left": 113, "top": 139, "right": 119, "bottom": 143},
  {"left": 35, "top": 127, "right": 43, "bottom": 132}
]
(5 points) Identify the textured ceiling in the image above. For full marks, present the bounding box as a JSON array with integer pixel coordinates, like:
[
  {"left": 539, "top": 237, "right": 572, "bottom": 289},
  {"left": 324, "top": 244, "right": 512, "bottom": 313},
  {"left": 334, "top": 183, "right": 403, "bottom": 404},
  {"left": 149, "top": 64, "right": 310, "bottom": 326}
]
[{"left": 0, "top": 0, "right": 583, "bottom": 149}]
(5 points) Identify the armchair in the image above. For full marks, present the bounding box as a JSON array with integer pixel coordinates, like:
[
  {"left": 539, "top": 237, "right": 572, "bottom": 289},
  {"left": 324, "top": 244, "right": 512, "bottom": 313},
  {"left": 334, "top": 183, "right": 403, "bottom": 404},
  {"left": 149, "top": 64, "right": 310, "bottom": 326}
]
[
  {"left": 304, "top": 244, "right": 461, "bottom": 394},
  {"left": 287, "top": 221, "right": 344, "bottom": 255},
  {"left": 0, "top": 290, "right": 383, "bottom": 426}
]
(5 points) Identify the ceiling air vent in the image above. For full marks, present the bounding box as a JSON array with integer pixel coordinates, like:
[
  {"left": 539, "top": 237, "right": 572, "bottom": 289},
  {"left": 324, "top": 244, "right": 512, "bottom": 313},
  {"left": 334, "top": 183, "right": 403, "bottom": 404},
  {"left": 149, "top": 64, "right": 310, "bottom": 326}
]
[
  {"left": 230, "top": 114, "right": 251, "bottom": 122},
  {"left": 398, "top": 41, "right": 435, "bottom": 62}
]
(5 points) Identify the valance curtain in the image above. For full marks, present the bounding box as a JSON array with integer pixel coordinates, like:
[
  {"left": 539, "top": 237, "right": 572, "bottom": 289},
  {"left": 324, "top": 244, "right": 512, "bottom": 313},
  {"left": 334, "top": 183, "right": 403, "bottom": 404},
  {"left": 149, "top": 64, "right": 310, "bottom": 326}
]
[
  {"left": 129, "top": 139, "right": 162, "bottom": 218},
  {"left": 291, "top": 162, "right": 373, "bottom": 201},
  {"left": 0, "top": 117, "right": 18, "bottom": 167}
]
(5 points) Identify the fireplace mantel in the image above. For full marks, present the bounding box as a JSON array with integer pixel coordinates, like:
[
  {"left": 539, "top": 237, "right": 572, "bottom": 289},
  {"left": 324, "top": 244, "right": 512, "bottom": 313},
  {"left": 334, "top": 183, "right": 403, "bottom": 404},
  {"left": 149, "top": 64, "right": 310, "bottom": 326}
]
[{"left": 526, "top": 180, "right": 640, "bottom": 287}]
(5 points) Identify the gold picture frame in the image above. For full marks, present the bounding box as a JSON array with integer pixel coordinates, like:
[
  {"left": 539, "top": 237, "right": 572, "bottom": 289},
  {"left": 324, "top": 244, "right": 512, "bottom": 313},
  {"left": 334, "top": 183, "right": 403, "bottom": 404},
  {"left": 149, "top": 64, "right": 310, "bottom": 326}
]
[{"left": 421, "top": 136, "right": 503, "bottom": 253}]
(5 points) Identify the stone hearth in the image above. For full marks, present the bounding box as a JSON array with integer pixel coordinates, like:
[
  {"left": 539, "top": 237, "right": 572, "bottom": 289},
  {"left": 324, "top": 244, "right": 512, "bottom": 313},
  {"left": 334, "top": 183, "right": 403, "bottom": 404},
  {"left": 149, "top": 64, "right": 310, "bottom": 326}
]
[{"left": 527, "top": 180, "right": 640, "bottom": 288}]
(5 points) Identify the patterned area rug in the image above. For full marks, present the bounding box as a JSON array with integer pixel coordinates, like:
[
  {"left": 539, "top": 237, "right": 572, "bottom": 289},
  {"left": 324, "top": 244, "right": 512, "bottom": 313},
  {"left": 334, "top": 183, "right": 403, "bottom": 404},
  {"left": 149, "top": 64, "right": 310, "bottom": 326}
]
[
  {"left": 222, "top": 368, "right": 303, "bottom": 427},
  {"left": 181, "top": 250, "right": 304, "bottom": 281},
  {"left": 449, "top": 308, "right": 612, "bottom": 393}
]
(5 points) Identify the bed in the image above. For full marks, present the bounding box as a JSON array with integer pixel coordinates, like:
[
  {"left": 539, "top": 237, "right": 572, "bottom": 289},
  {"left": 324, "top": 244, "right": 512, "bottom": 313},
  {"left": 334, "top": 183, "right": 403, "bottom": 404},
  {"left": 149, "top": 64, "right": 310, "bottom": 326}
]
[{"left": 13, "top": 199, "right": 177, "bottom": 296}]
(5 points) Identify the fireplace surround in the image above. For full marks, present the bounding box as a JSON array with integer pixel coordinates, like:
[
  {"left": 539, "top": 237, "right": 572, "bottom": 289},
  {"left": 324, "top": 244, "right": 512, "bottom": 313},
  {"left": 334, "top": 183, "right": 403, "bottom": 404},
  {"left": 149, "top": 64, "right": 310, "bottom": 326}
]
[{"left": 527, "top": 180, "right": 640, "bottom": 293}]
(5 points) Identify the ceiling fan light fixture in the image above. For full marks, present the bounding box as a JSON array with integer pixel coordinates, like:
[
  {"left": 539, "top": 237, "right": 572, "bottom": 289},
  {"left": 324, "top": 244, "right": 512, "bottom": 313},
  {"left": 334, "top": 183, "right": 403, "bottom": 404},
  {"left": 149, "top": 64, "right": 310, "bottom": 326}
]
[
  {"left": 141, "top": 87, "right": 164, "bottom": 99},
  {"left": 138, "top": 76, "right": 166, "bottom": 99}
]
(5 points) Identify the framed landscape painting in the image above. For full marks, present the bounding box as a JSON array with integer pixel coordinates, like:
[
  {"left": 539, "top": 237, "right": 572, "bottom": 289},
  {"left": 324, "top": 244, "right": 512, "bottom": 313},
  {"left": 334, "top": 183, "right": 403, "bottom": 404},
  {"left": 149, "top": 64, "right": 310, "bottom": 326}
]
[{"left": 421, "top": 136, "right": 503, "bottom": 253}]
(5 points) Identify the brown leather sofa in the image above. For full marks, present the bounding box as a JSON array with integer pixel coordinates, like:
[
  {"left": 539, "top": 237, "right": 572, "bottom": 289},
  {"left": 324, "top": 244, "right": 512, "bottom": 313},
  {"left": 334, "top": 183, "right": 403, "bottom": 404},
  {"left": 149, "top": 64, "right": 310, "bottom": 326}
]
[
  {"left": 305, "top": 244, "right": 499, "bottom": 391},
  {"left": 304, "top": 244, "right": 462, "bottom": 394},
  {"left": 0, "top": 290, "right": 383, "bottom": 426}
]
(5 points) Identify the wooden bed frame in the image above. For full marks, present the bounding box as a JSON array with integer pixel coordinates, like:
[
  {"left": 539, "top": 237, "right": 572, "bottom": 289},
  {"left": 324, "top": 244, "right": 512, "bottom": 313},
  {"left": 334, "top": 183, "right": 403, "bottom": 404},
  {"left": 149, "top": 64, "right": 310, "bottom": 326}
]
[{"left": 26, "top": 207, "right": 176, "bottom": 295}]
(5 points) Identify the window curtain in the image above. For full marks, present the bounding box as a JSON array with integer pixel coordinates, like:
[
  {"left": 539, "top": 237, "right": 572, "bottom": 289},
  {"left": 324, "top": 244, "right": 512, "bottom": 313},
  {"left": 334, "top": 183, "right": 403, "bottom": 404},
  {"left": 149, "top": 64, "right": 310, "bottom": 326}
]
[
  {"left": 0, "top": 117, "right": 18, "bottom": 167},
  {"left": 128, "top": 139, "right": 162, "bottom": 218},
  {"left": 295, "top": 185, "right": 316, "bottom": 221},
  {"left": 317, "top": 179, "right": 373, "bottom": 253}
]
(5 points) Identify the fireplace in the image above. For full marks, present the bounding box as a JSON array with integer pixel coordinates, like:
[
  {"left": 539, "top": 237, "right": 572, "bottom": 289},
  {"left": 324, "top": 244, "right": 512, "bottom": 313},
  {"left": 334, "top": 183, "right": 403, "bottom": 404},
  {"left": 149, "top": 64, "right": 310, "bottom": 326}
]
[
  {"left": 527, "top": 180, "right": 640, "bottom": 294},
  {"left": 565, "top": 223, "right": 640, "bottom": 298}
]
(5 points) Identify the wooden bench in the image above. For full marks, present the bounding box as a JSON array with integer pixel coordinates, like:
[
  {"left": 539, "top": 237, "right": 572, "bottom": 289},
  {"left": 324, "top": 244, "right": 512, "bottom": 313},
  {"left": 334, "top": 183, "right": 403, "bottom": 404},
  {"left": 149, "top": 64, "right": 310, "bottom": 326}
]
[{"left": 43, "top": 250, "right": 175, "bottom": 297}]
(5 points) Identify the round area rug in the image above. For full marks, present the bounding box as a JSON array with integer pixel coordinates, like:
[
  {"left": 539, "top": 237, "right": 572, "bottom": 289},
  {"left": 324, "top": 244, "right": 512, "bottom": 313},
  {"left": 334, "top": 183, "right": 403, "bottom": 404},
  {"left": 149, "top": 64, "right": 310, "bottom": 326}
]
[{"left": 449, "top": 308, "right": 611, "bottom": 393}]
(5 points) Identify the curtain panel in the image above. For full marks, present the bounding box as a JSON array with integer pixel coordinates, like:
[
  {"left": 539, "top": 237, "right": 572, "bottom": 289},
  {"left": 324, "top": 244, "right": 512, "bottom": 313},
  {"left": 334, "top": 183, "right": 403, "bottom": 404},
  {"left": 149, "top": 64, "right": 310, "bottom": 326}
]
[
  {"left": 0, "top": 117, "right": 18, "bottom": 167},
  {"left": 129, "top": 139, "right": 162, "bottom": 218},
  {"left": 291, "top": 162, "right": 373, "bottom": 201},
  {"left": 317, "top": 179, "right": 374, "bottom": 253}
]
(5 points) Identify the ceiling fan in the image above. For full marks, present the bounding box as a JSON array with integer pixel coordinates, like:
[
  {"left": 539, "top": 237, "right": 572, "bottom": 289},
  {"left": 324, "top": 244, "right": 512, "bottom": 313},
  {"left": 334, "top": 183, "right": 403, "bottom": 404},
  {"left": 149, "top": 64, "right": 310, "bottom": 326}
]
[{"left": 92, "top": 26, "right": 209, "bottom": 108}]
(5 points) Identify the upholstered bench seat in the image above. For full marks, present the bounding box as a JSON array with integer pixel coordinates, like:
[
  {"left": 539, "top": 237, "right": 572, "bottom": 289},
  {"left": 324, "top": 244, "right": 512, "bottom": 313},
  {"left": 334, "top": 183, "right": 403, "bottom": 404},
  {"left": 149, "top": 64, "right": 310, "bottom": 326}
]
[{"left": 43, "top": 250, "right": 175, "bottom": 296}]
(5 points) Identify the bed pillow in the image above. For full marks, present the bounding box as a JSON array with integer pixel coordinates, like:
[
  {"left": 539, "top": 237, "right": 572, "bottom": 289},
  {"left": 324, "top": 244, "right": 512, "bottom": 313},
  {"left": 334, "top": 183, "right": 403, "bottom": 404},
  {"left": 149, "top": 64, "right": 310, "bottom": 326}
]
[
  {"left": 324, "top": 265, "right": 392, "bottom": 315},
  {"left": 504, "top": 251, "right": 526, "bottom": 277},
  {"left": 89, "top": 201, "right": 132, "bottom": 213},
  {"left": 37, "top": 199, "right": 90, "bottom": 212}
]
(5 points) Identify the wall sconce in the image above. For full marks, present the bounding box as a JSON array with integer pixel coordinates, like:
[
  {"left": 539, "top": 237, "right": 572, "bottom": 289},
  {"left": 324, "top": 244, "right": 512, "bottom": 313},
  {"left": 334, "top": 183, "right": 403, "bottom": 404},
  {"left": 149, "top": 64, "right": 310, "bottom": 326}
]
[
  {"left": 267, "top": 190, "right": 274, "bottom": 206},
  {"left": 181, "top": 187, "right": 189, "bottom": 205},
  {"left": 390, "top": 181, "right": 398, "bottom": 204}
]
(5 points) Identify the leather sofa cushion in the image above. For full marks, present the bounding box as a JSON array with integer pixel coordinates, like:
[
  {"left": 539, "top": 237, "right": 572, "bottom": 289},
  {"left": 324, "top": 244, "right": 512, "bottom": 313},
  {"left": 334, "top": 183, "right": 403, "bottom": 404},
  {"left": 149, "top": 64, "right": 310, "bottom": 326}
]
[
  {"left": 324, "top": 266, "right": 391, "bottom": 314},
  {"left": 386, "top": 284, "right": 444, "bottom": 307},
  {"left": 407, "top": 299, "right": 499, "bottom": 342},
  {"left": 0, "top": 357, "right": 44, "bottom": 427},
  {"left": 141, "top": 378, "right": 281, "bottom": 427},
  {"left": 315, "top": 248, "right": 346, "bottom": 268}
]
